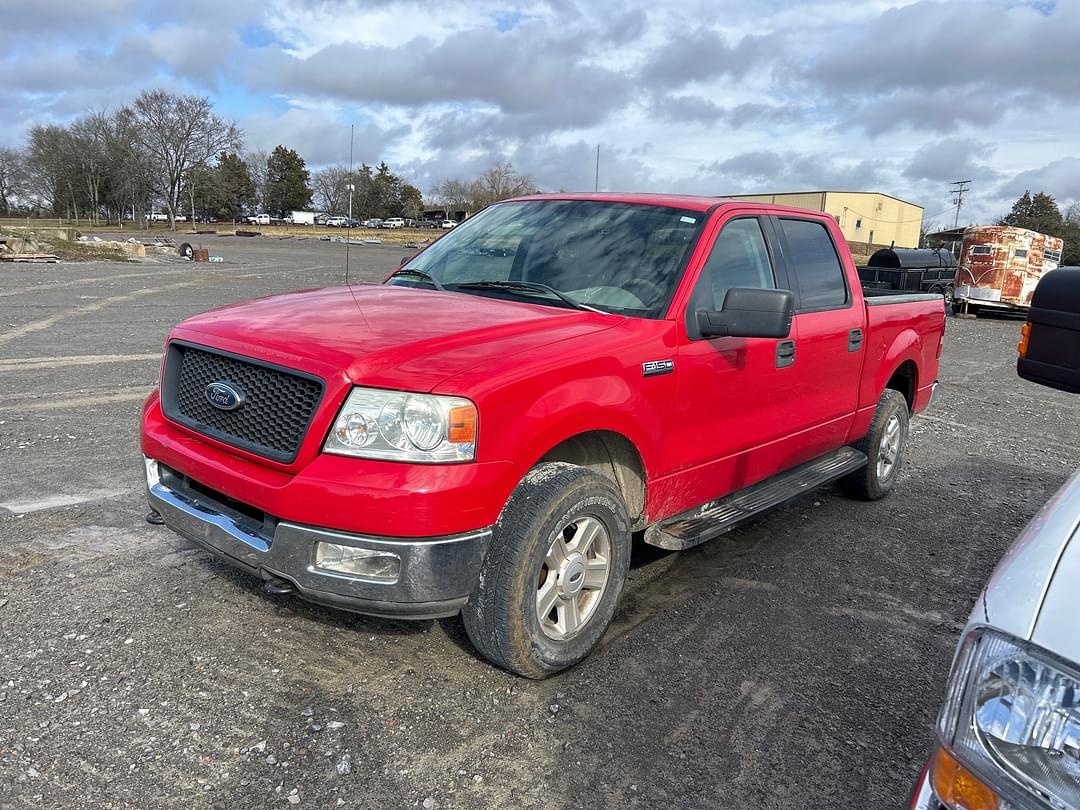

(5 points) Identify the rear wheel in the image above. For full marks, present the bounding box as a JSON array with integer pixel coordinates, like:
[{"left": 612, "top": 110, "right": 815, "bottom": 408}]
[
  {"left": 840, "top": 389, "right": 910, "bottom": 501},
  {"left": 943, "top": 285, "right": 955, "bottom": 307},
  {"left": 462, "top": 463, "right": 631, "bottom": 678}
]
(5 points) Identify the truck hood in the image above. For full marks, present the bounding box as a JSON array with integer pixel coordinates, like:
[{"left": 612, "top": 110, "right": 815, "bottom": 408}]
[
  {"left": 979, "top": 466, "right": 1080, "bottom": 662},
  {"left": 172, "top": 283, "right": 620, "bottom": 393}
]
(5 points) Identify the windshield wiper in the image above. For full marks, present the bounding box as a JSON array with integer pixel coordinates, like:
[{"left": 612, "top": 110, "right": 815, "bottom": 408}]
[
  {"left": 386, "top": 267, "right": 445, "bottom": 290},
  {"left": 448, "top": 280, "right": 602, "bottom": 313}
]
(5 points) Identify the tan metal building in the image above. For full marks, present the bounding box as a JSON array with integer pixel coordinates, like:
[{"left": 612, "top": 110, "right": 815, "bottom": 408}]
[{"left": 724, "top": 191, "right": 924, "bottom": 249}]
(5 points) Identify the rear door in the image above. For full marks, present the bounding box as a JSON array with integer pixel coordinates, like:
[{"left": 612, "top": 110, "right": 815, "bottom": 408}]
[{"left": 771, "top": 216, "right": 862, "bottom": 450}]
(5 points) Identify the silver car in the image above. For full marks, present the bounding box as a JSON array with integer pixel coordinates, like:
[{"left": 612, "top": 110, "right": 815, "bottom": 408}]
[
  {"left": 910, "top": 467, "right": 1080, "bottom": 809},
  {"left": 912, "top": 269, "right": 1080, "bottom": 810}
]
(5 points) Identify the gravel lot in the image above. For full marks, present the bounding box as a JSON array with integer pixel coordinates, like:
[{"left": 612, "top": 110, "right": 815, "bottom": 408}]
[{"left": 2, "top": 237, "right": 1078, "bottom": 809}]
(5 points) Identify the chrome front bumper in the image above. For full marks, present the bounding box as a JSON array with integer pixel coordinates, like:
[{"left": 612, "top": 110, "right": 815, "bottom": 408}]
[{"left": 144, "top": 456, "right": 491, "bottom": 619}]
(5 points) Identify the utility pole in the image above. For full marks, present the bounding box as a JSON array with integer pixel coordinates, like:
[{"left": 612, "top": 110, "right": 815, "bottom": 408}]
[
  {"left": 594, "top": 144, "right": 600, "bottom": 193},
  {"left": 951, "top": 180, "right": 971, "bottom": 228}
]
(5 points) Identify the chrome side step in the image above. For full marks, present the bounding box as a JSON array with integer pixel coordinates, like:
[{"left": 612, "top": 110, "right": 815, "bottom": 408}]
[{"left": 644, "top": 446, "right": 867, "bottom": 551}]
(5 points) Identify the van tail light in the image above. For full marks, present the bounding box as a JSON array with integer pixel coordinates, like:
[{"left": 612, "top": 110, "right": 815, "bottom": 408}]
[
  {"left": 1018, "top": 322, "right": 1031, "bottom": 357},
  {"left": 937, "top": 313, "right": 947, "bottom": 359}
]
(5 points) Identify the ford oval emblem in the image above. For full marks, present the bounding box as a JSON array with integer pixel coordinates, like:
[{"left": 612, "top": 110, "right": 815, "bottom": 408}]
[{"left": 205, "top": 381, "right": 244, "bottom": 411}]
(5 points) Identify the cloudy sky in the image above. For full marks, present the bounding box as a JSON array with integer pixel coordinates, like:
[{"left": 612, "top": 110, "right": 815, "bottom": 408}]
[{"left": 5, "top": 0, "right": 1079, "bottom": 224}]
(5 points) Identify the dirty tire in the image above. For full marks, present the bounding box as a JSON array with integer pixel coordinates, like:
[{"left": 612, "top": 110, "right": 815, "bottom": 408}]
[
  {"left": 943, "top": 285, "right": 955, "bottom": 307},
  {"left": 179, "top": 242, "right": 194, "bottom": 259},
  {"left": 462, "top": 463, "right": 631, "bottom": 679},
  {"left": 840, "top": 389, "right": 910, "bottom": 501}
]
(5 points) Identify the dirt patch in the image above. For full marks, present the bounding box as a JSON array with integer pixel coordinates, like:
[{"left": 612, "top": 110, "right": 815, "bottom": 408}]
[{"left": 1, "top": 229, "right": 129, "bottom": 263}]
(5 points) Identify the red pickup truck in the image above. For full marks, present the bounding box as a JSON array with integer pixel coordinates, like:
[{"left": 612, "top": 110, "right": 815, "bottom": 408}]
[{"left": 142, "top": 193, "right": 944, "bottom": 677}]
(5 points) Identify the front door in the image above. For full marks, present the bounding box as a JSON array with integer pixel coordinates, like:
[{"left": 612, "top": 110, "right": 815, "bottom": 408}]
[{"left": 665, "top": 214, "right": 799, "bottom": 505}]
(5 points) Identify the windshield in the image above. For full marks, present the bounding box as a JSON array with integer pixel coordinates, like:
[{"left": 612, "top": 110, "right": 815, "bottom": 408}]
[{"left": 396, "top": 199, "right": 706, "bottom": 317}]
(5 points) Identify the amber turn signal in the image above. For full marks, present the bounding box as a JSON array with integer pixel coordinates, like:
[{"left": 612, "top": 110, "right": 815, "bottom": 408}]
[
  {"left": 447, "top": 405, "right": 477, "bottom": 444},
  {"left": 930, "top": 745, "right": 998, "bottom": 810},
  {"left": 1018, "top": 322, "right": 1031, "bottom": 357}
]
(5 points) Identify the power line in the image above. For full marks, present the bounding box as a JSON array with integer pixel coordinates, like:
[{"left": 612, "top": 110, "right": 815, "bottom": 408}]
[{"left": 951, "top": 180, "right": 971, "bottom": 228}]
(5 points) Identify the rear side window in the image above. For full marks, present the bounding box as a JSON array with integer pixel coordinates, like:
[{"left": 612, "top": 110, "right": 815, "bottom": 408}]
[{"left": 778, "top": 218, "right": 848, "bottom": 309}]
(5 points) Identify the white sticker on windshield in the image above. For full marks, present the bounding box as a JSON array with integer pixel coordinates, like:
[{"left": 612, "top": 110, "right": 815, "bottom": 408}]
[{"left": 680, "top": 216, "right": 696, "bottom": 224}]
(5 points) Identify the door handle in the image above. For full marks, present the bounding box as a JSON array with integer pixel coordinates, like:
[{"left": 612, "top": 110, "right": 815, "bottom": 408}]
[
  {"left": 776, "top": 339, "right": 796, "bottom": 368},
  {"left": 848, "top": 328, "right": 863, "bottom": 352}
]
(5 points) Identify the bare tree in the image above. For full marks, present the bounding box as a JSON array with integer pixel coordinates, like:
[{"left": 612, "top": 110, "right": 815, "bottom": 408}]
[
  {"left": 431, "top": 177, "right": 482, "bottom": 213},
  {"left": 130, "top": 90, "right": 241, "bottom": 229},
  {"left": 0, "top": 146, "right": 26, "bottom": 216},
  {"left": 25, "top": 124, "right": 76, "bottom": 217},
  {"left": 69, "top": 112, "right": 113, "bottom": 224},
  {"left": 313, "top": 165, "right": 350, "bottom": 214},
  {"left": 477, "top": 161, "right": 536, "bottom": 204},
  {"left": 245, "top": 150, "right": 269, "bottom": 216},
  {"left": 432, "top": 163, "right": 537, "bottom": 214}
]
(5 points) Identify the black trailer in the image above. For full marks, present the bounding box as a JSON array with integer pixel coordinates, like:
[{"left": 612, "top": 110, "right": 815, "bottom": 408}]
[{"left": 857, "top": 248, "right": 958, "bottom": 305}]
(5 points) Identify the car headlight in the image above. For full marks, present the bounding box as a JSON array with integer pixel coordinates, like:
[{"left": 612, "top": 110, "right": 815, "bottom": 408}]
[
  {"left": 932, "top": 626, "right": 1080, "bottom": 810},
  {"left": 323, "top": 387, "right": 477, "bottom": 463}
]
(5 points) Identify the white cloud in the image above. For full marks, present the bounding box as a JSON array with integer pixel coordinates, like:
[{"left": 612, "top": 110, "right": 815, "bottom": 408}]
[{"left": 2, "top": 0, "right": 1079, "bottom": 227}]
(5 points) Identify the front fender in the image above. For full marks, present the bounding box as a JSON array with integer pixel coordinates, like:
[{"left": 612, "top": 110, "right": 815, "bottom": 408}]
[{"left": 512, "top": 372, "right": 660, "bottom": 476}]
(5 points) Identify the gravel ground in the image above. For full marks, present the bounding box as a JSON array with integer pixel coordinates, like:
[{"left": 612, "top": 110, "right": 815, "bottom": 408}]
[{"left": 1, "top": 237, "right": 1078, "bottom": 809}]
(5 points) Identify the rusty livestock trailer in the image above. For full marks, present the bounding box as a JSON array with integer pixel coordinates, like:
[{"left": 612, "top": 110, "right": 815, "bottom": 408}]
[{"left": 954, "top": 225, "right": 1064, "bottom": 314}]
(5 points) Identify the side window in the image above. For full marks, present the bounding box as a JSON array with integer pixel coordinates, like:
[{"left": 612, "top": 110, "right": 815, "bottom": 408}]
[
  {"left": 688, "top": 218, "right": 775, "bottom": 314},
  {"left": 778, "top": 218, "right": 848, "bottom": 310}
]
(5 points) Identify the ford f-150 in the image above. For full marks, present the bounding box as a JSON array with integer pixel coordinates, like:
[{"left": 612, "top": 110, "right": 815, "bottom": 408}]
[{"left": 141, "top": 193, "right": 945, "bottom": 677}]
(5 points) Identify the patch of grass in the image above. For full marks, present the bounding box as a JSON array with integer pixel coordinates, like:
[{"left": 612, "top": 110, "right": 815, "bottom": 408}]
[{"left": 51, "top": 240, "right": 130, "bottom": 262}]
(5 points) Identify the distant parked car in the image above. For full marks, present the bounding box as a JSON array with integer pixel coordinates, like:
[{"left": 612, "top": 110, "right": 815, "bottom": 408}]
[
  {"left": 415, "top": 220, "right": 438, "bottom": 229},
  {"left": 326, "top": 216, "right": 349, "bottom": 227},
  {"left": 247, "top": 213, "right": 271, "bottom": 226},
  {"left": 365, "top": 218, "right": 384, "bottom": 229},
  {"left": 145, "top": 212, "right": 168, "bottom": 222},
  {"left": 441, "top": 219, "right": 457, "bottom": 229},
  {"left": 384, "top": 218, "right": 405, "bottom": 229}
]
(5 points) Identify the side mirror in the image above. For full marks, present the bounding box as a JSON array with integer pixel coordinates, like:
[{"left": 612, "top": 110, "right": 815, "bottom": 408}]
[
  {"left": 696, "top": 287, "right": 794, "bottom": 339},
  {"left": 399, "top": 254, "right": 414, "bottom": 267}
]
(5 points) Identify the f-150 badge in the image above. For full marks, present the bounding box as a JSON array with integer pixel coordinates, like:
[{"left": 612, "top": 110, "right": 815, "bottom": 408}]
[{"left": 642, "top": 359, "right": 675, "bottom": 377}]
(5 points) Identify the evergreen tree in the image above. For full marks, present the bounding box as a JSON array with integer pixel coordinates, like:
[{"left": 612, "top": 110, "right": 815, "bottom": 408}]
[
  {"left": 265, "top": 146, "right": 312, "bottom": 217},
  {"left": 213, "top": 152, "right": 256, "bottom": 220},
  {"left": 1001, "top": 190, "right": 1064, "bottom": 236}
]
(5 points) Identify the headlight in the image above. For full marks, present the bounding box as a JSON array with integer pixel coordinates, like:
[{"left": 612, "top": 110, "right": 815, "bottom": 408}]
[
  {"left": 933, "top": 626, "right": 1080, "bottom": 810},
  {"left": 323, "top": 387, "right": 477, "bottom": 463}
]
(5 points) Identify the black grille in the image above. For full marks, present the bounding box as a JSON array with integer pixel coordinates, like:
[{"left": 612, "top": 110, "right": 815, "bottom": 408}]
[{"left": 161, "top": 342, "right": 324, "bottom": 463}]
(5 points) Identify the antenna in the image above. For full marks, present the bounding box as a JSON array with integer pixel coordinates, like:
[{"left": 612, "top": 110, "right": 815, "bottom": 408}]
[
  {"left": 950, "top": 180, "right": 971, "bottom": 229},
  {"left": 345, "top": 124, "right": 355, "bottom": 285}
]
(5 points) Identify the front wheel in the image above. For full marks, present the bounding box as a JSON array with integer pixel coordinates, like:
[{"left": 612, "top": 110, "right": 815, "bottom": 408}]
[
  {"left": 462, "top": 463, "right": 631, "bottom": 678},
  {"left": 839, "top": 389, "right": 910, "bottom": 501}
]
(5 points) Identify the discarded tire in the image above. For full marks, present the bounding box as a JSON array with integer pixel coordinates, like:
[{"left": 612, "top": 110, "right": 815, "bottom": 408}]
[{"left": 179, "top": 242, "right": 194, "bottom": 259}]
